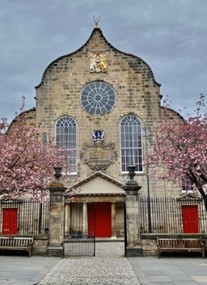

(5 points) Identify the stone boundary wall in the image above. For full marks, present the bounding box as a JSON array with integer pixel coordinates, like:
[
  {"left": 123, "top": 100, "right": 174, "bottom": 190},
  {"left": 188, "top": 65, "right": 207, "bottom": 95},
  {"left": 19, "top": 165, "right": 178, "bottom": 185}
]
[{"left": 33, "top": 235, "right": 48, "bottom": 256}]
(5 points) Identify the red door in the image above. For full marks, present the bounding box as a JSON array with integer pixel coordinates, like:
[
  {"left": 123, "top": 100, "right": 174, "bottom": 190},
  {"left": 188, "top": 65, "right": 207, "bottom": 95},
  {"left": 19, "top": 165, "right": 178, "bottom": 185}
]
[
  {"left": 182, "top": 205, "right": 199, "bottom": 233},
  {"left": 2, "top": 208, "right": 18, "bottom": 234},
  {"left": 88, "top": 203, "right": 111, "bottom": 237}
]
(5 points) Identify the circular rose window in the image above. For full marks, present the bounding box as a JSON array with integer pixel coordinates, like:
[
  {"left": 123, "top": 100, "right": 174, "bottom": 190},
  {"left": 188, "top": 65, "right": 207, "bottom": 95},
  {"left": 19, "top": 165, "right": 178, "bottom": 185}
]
[{"left": 81, "top": 81, "right": 116, "bottom": 115}]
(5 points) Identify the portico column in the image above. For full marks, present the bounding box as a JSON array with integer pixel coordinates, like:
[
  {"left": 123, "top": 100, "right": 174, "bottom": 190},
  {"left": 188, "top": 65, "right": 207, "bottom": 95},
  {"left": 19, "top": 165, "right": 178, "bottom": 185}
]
[
  {"left": 82, "top": 202, "right": 88, "bottom": 235},
  {"left": 47, "top": 167, "right": 67, "bottom": 257},
  {"left": 64, "top": 204, "right": 70, "bottom": 236},
  {"left": 111, "top": 202, "right": 116, "bottom": 238}
]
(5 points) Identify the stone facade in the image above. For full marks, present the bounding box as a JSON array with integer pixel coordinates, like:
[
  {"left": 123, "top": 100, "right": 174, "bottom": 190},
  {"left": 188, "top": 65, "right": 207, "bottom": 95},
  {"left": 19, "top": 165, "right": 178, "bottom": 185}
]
[
  {"left": 26, "top": 26, "right": 181, "bottom": 196},
  {"left": 12, "top": 25, "right": 185, "bottom": 242}
]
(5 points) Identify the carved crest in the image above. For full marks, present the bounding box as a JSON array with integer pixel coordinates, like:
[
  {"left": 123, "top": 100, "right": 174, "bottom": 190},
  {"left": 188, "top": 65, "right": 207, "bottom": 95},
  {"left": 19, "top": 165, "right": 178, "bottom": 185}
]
[
  {"left": 80, "top": 142, "right": 117, "bottom": 171},
  {"left": 93, "top": 130, "right": 104, "bottom": 142},
  {"left": 90, "top": 51, "right": 107, "bottom": 73}
]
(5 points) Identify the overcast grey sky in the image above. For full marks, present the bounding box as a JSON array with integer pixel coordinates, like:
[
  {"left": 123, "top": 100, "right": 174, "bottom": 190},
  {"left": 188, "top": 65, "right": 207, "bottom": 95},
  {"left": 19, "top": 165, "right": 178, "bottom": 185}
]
[{"left": 0, "top": 0, "right": 206, "bottom": 121}]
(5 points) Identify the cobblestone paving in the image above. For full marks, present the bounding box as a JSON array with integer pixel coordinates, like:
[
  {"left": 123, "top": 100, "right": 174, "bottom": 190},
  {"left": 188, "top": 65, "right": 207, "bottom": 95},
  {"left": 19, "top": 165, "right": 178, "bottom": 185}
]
[{"left": 38, "top": 256, "right": 140, "bottom": 285}]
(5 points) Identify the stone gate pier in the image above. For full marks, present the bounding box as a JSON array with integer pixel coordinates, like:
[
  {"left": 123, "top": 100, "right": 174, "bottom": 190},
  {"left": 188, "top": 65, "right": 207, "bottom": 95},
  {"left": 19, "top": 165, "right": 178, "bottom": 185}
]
[
  {"left": 47, "top": 167, "right": 67, "bottom": 257},
  {"left": 124, "top": 165, "right": 142, "bottom": 257}
]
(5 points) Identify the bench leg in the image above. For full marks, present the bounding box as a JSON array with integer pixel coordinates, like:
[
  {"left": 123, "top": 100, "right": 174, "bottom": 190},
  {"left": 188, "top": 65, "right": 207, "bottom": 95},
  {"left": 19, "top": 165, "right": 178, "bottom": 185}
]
[
  {"left": 202, "top": 250, "right": 205, "bottom": 259},
  {"left": 157, "top": 250, "right": 160, "bottom": 258},
  {"left": 27, "top": 247, "right": 32, "bottom": 257}
]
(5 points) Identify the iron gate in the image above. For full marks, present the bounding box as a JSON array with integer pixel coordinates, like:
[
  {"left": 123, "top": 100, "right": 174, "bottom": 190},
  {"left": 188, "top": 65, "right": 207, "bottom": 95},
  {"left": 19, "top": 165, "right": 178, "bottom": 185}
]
[
  {"left": 64, "top": 203, "right": 96, "bottom": 256},
  {"left": 64, "top": 234, "right": 95, "bottom": 256}
]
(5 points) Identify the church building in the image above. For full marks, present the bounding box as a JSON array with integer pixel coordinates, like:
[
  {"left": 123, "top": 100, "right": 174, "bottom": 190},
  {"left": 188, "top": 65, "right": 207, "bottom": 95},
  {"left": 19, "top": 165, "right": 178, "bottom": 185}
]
[{"left": 19, "top": 22, "right": 185, "bottom": 239}]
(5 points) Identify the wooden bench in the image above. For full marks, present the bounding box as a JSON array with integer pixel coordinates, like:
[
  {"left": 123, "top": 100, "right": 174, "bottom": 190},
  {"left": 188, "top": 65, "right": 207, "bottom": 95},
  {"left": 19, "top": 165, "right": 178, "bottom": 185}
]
[
  {"left": 157, "top": 238, "right": 205, "bottom": 258},
  {"left": 0, "top": 236, "right": 34, "bottom": 257}
]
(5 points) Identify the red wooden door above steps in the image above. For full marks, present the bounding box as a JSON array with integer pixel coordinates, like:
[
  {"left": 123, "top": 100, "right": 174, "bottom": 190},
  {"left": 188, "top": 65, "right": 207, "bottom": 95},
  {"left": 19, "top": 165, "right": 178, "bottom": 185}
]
[
  {"left": 2, "top": 208, "right": 18, "bottom": 235},
  {"left": 88, "top": 202, "right": 111, "bottom": 238},
  {"left": 182, "top": 205, "right": 199, "bottom": 233}
]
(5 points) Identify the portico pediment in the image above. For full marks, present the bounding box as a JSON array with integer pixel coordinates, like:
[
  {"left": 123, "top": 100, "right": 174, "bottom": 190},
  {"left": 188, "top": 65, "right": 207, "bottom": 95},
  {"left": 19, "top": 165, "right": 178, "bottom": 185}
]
[{"left": 69, "top": 171, "right": 125, "bottom": 196}]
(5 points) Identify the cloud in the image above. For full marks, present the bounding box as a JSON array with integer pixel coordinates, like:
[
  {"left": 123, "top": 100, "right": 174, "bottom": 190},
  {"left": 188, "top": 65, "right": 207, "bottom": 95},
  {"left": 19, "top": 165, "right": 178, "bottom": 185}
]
[{"left": 0, "top": 0, "right": 206, "bottom": 120}]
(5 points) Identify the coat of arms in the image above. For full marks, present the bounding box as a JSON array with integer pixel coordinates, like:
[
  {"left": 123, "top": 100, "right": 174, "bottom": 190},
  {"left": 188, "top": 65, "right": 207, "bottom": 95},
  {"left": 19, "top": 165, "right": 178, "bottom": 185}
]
[{"left": 90, "top": 52, "right": 107, "bottom": 73}]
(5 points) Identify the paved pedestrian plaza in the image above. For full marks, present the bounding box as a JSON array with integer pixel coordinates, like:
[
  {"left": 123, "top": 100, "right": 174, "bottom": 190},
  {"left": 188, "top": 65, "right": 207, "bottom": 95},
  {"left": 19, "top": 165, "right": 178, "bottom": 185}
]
[
  {"left": 129, "top": 256, "right": 207, "bottom": 285},
  {"left": 0, "top": 255, "right": 60, "bottom": 285},
  {"left": 1, "top": 242, "right": 207, "bottom": 284}
]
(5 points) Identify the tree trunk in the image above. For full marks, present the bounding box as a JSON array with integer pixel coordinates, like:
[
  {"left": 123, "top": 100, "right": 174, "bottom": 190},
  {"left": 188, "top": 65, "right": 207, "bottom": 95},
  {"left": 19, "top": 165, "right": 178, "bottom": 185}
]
[
  {"left": 195, "top": 183, "right": 207, "bottom": 212},
  {"left": 187, "top": 171, "right": 207, "bottom": 211},
  {"left": 202, "top": 194, "right": 207, "bottom": 212}
]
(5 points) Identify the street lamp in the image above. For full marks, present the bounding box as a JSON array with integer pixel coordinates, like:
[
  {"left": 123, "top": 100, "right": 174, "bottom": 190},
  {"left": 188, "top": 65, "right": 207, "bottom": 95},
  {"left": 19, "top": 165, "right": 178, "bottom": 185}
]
[
  {"left": 143, "top": 127, "right": 152, "bottom": 233},
  {"left": 38, "top": 132, "right": 48, "bottom": 234}
]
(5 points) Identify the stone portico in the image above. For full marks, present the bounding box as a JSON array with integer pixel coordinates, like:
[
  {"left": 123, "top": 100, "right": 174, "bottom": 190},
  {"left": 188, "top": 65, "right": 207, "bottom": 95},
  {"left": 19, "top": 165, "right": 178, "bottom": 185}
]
[{"left": 65, "top": 171, "right": 125, "bottom": 239}]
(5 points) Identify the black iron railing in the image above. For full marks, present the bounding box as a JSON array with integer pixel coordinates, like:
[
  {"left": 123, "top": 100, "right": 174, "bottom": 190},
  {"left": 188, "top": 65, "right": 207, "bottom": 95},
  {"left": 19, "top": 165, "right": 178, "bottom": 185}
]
[
  {"left": 0, "top": 200, "right": 49, "bottom": 235},
  {"left": 138, "top": 196, "right": 207, "bottom": 234}
]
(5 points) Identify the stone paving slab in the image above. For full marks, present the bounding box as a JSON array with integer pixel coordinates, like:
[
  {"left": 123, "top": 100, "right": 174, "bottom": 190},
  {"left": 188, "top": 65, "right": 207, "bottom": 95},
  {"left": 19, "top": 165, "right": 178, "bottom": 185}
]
[
  {"left": 129, "top": 256, "right": 207, "bottom": 285},
  {"left": 38, "top": 257, "right": 140, "bottom": 285},
  {"left": 0, "top": 256, "right": 60, "bottom": 285}
]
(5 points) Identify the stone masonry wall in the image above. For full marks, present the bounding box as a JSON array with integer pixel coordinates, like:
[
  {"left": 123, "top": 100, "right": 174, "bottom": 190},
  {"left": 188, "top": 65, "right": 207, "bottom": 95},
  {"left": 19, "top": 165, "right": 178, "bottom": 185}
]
[{"left": 31, "top": 27, "right": 180, "bottom": 196}]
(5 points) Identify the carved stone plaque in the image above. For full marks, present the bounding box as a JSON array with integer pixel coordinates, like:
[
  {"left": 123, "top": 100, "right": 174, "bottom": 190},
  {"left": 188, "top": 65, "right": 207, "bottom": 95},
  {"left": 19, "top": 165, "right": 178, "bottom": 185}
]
[{"left": 80, "top": 142, "right": 117, "bottom": 170}]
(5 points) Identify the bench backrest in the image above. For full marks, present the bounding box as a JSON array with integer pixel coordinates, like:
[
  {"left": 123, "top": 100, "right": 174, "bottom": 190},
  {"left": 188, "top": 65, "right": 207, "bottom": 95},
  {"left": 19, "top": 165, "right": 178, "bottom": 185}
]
[
  {"left": 157, "top": 238, "right": 204, "bottom": 248},
  {"left": 0, "top": 237, "right": 33, "bottom": 247}
]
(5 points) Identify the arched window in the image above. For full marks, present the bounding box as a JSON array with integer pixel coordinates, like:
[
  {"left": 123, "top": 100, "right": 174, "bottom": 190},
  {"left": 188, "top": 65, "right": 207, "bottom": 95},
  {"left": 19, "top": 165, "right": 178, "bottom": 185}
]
[
  {"left": 56, "top": 116, "right": 77, "bottom": 174},
  {"left": 120, "top": 115, "right": 142, "bottom": 172}
]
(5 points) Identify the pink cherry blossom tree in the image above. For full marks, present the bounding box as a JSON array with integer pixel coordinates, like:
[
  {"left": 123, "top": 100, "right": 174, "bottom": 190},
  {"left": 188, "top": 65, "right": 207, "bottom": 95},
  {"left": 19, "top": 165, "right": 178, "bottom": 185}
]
[
  {"left": 0, "top": 98, "right": 68, "bottom": 200},
  {"left": 149, "top": 94, "right": 207, "bottom": 210}
]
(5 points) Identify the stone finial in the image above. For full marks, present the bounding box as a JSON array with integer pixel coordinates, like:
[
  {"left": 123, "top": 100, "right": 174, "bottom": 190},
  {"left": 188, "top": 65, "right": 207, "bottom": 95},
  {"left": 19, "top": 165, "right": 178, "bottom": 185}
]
[
  {"left": 54, "top": 166, "right": 62, "bottom": 180},
  {"left": 127, "top": 164, "right": 136, "bottom": 180},
  {"left": 48, "top": 166, "right": 67, "bottom": 191},
  {"left": 124, "top": 164, "right": 142, "bottom": 192}
]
